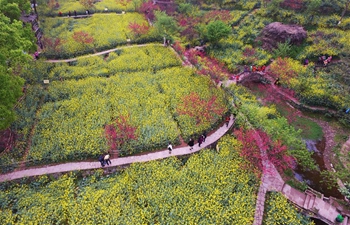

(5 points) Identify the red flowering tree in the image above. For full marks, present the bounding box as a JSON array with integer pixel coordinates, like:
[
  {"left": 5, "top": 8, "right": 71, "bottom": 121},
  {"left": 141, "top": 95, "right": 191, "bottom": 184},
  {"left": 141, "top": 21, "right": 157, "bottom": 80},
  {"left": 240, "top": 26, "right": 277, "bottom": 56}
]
[
  {"left": 197, "top": 56, "right": 231, "bottom": 82},
  {"left": 72, "top": 31, "right": 94, "bottom": 45},
  {"left": 252, "top": 83, "right": 300, "bottom": 123},
  {"left": 268, "top": 57, "right": 299, "bottom": 85},
  {"left": 128, "top": 22, "right": 149, "bottom": 37},
  {"left": 172, "top": 41, "right": 185, "bottom": 55},
  {"left": 234, "top": 128, "right": 295, "bottom": 177},
  {"left": 137, "top": 1, "right": 159, "bottom": 21},
  {"left": 178, "top": 16, "right": 200, "bottom": 41},
  {"left": 177, "top": 92, "right": 226, "bottom": 125},
  {"left": 42, "top": 37, "right": 63, "bottom": 53},
  {"left": 242, "top": 46, "right": 258, "bottom": 65},
  {"left": 185, "top": 49, "right": 201, "bottom": 66},
  {"left": 104, "top": 114, "right": 138, "bottom": 154},
  {"left": 0, "top": 129, "right": 16, "bottom": 153}
]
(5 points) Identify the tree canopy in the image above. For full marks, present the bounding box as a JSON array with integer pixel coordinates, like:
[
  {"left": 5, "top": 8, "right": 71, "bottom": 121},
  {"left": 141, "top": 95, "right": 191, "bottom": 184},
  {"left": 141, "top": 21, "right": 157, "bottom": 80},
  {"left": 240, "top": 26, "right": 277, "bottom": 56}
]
[
  {"left": 0, "top": 66, "right": 24, "bottom": 130},
  {"left": 0, "top": 1, "right": 36, "bottom": 130},
  {"left": 154, "top": 11, "right": 180, "bottom": 39},
  {"left": 203, "top": 20, "right": 231, "bottom": 44}
]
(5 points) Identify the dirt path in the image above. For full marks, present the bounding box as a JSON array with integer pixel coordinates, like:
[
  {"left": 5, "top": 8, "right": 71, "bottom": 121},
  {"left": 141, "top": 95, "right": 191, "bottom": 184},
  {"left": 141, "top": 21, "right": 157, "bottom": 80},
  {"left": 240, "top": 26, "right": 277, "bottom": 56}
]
[{"left": 309, "top": 118, "right": 337, "bottom": 170}]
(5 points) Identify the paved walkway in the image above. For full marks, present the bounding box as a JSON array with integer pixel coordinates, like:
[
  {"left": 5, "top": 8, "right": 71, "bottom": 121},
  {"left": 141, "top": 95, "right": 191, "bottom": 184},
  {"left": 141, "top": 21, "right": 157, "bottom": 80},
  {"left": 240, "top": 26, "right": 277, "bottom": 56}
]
[
  {"left": 0, "top": 116, "right": 235, "bottom": 183},
  {"left": 249, "top": 119, "right": 349, "bottom": 225},
  {"left": 45, "top": 44, "right": 163, "bottom": 63}
]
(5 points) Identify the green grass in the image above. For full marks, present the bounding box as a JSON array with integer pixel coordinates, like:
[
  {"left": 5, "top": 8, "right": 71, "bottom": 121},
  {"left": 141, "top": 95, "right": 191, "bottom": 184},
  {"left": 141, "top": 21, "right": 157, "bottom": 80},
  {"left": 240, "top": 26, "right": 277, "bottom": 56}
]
[
  {"left": 291, "top": 117, "right": 323, "bottom": 140},
  {"left": 274, "top": 104, "right": 323, "bottom": 140}
]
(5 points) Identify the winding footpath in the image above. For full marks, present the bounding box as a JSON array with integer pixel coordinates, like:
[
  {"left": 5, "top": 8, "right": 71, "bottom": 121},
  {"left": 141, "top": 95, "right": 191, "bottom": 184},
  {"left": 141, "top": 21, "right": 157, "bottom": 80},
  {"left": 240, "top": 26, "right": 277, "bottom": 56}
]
[
  {"left": 45, "top": 44, "right": 163, "bottom": 63},
  {"left": 0, "top": 116, "right": 235, "bottom": 183}
]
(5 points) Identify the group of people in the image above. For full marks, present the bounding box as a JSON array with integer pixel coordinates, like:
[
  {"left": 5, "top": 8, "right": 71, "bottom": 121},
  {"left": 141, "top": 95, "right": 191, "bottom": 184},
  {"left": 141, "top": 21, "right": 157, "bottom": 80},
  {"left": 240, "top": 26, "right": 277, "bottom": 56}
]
[
  {"left": 318, "top": 55, "right": 333, "bottom": 66},
  {"left": 98, "top": 153, "right": 111, "bottom": 167},
  {"left": 59, "top": 10, "right": 90, "bottom": 17},
  {"left": 167, "top": 132, "right": 207, "bottom": 154},
  {"left": 186, "top": 132, "right": 207, "bottom": 151},
  {"left": 244, "top": 65, "right": 266, "bottom": 73}
]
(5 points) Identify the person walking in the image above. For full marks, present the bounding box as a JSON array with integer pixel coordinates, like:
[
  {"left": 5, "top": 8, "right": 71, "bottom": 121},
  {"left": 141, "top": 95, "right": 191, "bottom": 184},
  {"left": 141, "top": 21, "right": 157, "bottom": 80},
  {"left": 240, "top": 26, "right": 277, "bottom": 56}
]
[
  {"left": 98, "top": 154, "right": 105, "bottom": 167},
  {"left": 202, "top": 131, "right": 207, "bottom": 142},
  {"left": 74, "top": 10, "right": 77, "bottom": 17},
  {"left": 188, "top": 138, "right": 194, "bottom": 150},
  {"left": 167, "top": 142, "right": 173, "bottom": 154},
  {"left": 198, "top": 135, "right": 203, "bottom": 147},
  {"left": 104, "top": 153, "right": 111, "bottom": 165},
  {"left": 225, "top": 116, "right": 230, "bottom": 127}
]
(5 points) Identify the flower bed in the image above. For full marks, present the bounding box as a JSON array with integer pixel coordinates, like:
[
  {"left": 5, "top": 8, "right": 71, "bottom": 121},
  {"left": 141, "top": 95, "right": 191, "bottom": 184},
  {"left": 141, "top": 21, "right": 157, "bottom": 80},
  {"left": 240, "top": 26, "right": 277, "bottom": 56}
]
[
  {"left": 263, "top": 192, "right": 314, "bottom": 225},
  {"left": 26, "top": 46, "right": 228, "bottom": 164},
  {"left": 48, "top": 45, "right": 182, "bottom": 80},
  {"left": 40, "top": 13, "right": 161, "bottom": 59},
  {"left": 36, "top": 0, "right": 138, "bottom": 16},
  {"left": 0, "top": 137, "right": 258, "bottom": 224}
]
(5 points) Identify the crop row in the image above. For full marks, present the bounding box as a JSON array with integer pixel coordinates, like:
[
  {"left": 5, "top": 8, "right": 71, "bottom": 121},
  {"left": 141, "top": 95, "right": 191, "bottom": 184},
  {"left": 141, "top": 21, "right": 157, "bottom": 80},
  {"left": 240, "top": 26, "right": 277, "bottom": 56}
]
[
  {"left": 0, "top": 137, "right": 259, "bottom": 224},
  {"left": 48, "top": 45, "right": 182, "bottom": 80},
  {"left": 263, "top": 192, "right": 314, "bottom": 225},
  {"left": 40, "top": 13, "right": 161, "bottom": 58},
  {"left": 36, "top": 0, "right": 140, "bottom": 16},
  {"left": 28, "top": 66, "right": 228, "bottom": 163}
]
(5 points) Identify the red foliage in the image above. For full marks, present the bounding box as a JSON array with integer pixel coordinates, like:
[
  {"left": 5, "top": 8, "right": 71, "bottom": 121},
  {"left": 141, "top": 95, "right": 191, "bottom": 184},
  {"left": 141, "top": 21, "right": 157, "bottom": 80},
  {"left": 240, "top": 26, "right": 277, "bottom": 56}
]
[
  {"left": 251, "top": 83, "right": 300, "bottom": 123},
  {"left": 242, "top": 47, "right": 256, "bottom": 57},
  {"left": 128, "top": 22, "right": 149, "bottom": 37},
  {"left": 48, "top": 0, "right": 57, "bottom": 9},
  {"left": 42, "top": 37, "right": 63, "bottom": 52},
  {"left": 183, "top": 48, "right": 234, "bottom": 82},
  {"left": 242, "top": 47, "right": 258, "bottom": 65},
  {"left": 137, "top": 1, "right": 159, "bottom": 21},
  {"left": 105, "top": 124, "right": 118, "bottom": 151},
  {"left": 157, "top": 2, "right": 177, "bottom": 15},
  {"left": 203, "top": 10, "right": 233, "bottom": 24},
  {"left": 177, "top": 16, "right": 200, "bottom": 40},
  {"left": 234, "top": 128, "right": 295, "bottom": 177},
  {"left": 268, "top": 57, "right": 298, "bottom": 84},
  {"left": 72, "top": 31, "right": 94, "bottom": 45},
  {"left": 177, "top": 92, "right": 226, "bottom": 125},
  {"left": 105, "top": 115, "right": 137, "bottom": 153},
  {"left": 184, "top": 49, "right": 200, "bottom": 65},
  {"left": 280, "top": 0, "right": 304, "bottom": 10},
  {"left": 172, "top": 41, "right": 185, "bottom": 55},
  {"left": 0, "top": 129, "right": 17, "bottom": 153}
]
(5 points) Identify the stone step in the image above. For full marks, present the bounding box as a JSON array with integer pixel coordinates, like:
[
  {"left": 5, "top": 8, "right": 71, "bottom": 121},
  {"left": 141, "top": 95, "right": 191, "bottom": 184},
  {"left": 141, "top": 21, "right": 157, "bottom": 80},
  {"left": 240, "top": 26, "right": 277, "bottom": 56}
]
[
  {"left": 308, "top": 194, "right": 315, "bottom": 209},
  {"left": 303, "top": 194, "right": 310, "bottom": 209}
]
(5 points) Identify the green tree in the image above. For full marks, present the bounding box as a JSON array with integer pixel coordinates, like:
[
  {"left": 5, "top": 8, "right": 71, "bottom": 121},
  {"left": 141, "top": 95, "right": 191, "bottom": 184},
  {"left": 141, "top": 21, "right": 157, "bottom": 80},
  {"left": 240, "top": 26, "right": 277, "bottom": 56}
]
[
  {"left": 0, "top": 4, "right": 35, "bottom": 130},
  {"left": 203, "top": 20, "right": 231, "bottom": 44},
  {"left": 0, "top": 0, "right": 30, "bottom": 21},
  {"left": 154, "top": 11, "right": 180, "bottom": 39},
  {"left": 0, "top": 14, "right": 33, "bottom": 70},
  {"left": 0, "top": 65, "right": 24, "bottom": 130}
]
